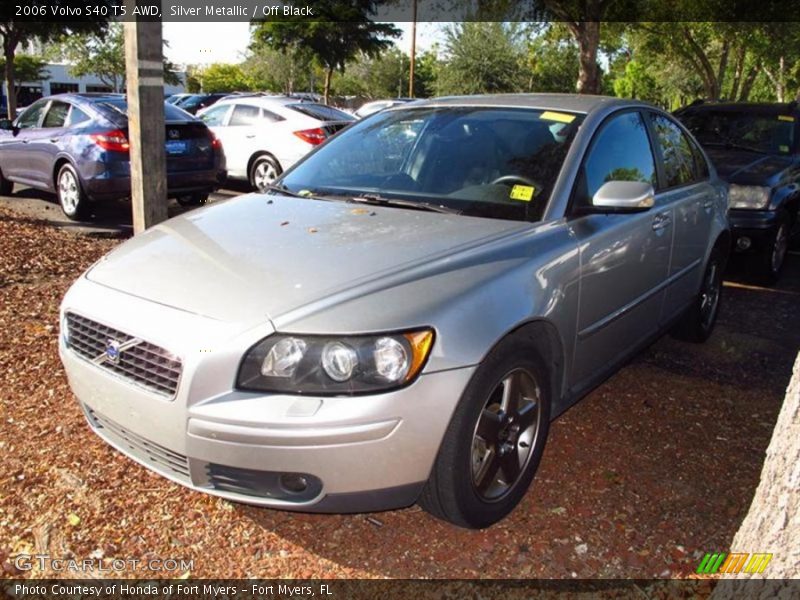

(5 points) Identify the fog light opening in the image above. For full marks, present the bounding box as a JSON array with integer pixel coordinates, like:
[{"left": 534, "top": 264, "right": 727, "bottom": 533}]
[
  {"left": 737, "top": 236, "right": 752, "bottom": 251},
  {"left": 279, "top": 473, "right": 309, "bottom": 494}
]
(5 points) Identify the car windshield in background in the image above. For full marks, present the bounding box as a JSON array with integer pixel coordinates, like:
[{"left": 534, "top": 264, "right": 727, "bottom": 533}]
[
  {"left": 280, "top": 107, "right": 584, "bottom": 222},
  {"left": 96, "top": 98, "right": 194, "bottom": 121},
  {"left": 681, "top": 110, "right": 796, "bottom": 155},
  {"left": 288, "top": 103, "right": 354, "bottom": 122}
]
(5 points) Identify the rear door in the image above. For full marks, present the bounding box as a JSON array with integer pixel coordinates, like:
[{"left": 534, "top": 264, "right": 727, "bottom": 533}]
[
  {"left": 569, "top": 110, "right": 673, "bottom": 387},
  {"left": 30, "top": 99, "right": 73, "bottom": 188},
  {"left": 647, "top": 111, "right": 718, "bottom": 323}
]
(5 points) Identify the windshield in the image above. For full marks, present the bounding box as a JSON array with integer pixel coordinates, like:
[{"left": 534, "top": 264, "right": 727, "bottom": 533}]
[
  {"left": 96, "top": 98, "right": 195, "bottom": 121},
  {"left": 280, "top": 106, "right": 584, "bottom": 222},
  {"left": 681, "top": 110, "right": 796, "bottom": 155}
]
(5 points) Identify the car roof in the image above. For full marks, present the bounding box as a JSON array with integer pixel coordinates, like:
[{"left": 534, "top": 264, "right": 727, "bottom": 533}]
[
  {"left": 680, "top": 101, "right": 799, "bottom": 114},
  {"left": 410, "top": 93, "right": 649, "bottom": 115}
]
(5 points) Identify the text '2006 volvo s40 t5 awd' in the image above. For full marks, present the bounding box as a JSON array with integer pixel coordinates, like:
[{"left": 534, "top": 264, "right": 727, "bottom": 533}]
[{"left": 60, "top": 94, "right": 730, "bottom": 528}]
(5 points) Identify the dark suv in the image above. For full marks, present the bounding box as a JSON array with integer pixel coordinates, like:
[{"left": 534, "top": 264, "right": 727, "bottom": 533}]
[
  {"left": 0, "top": 93, "right": 227, "bottom": 220},
  {"left": 676, "top": 102, "right": 800, "bottom": 282}
]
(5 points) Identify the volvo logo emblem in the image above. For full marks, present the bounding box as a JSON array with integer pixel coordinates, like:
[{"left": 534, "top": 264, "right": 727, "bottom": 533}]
[
  {"left": 105, "top": 339, "right": 122, "bottom": 363},
  {"left": 168, "top": 129, "right": 180, "bottom": 140}
]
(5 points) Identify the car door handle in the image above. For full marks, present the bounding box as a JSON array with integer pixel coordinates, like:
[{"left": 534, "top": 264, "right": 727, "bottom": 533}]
[
  {"left": 21, "top": 139, "right": 30, "bottom": 143},
  {"left": 49, "top": 137, "right": 59, "bottom": 143},
  {"left": 245, "top": 134, "right": 256, "bottom": 139},
  {"left": 652, "top": 212, "right": 671, "bottom": 231},
  {"left": 702, "top": 198, "right": 714, "bottom": 210}
]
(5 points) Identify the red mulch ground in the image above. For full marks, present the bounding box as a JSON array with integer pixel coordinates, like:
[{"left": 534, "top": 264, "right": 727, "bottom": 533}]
[{"left": 1, "top": 204, "right": 797, "bottom": 580}]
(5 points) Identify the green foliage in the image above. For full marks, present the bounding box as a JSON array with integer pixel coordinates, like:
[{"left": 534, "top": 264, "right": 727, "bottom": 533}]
[
  {"left": 526, "top": 25, "right": 580, "bottom": 93},
  {"left": 436, "top": 22, "right": 528, "bottom": 95},
  {"left": 0, "top": 54, "right": 49, "bottom": 86},
  {"left": 198, "top": 63, "right": 253, "bottom": 93},
  {"left": 330, "top": 47, "right": 437, "bottom": 99},
  {"left": 242, "top": 43, "right": 315, "bottom": 94},
  {"left": 251, "top": 1, "right": 400, "bottom": 102},
  {"left": 612, "top": 60, "right": 659, "bottom": 103}
]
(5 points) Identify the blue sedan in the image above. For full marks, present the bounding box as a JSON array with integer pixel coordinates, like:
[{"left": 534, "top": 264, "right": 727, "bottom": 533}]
[{"left": 0, "top": 93, "right": 227, "bottom": 220}]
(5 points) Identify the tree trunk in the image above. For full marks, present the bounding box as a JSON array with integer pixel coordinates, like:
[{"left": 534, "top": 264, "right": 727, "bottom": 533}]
[
  {"left": 681, "top": 25, "right": 720, "bottom": 100},
  {"left": 710, "top": 353, "right": 800, "bottom": 597},
  {"left": 729, "top": 46, "right": 746, "bottom": 101},
  {"left": 323, "top": 66, "right": 333, "bottom": 105},
  {"left": 738, "top": 65, "right": 759, "bottom": 101},
  {"left": 574, "top": 22, "right": 601, "bottom": 95}
]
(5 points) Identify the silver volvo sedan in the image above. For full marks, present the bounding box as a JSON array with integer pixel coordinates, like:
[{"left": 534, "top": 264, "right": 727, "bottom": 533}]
[{"left": 59, "top": 95, "right": 730, "bottom": 528}]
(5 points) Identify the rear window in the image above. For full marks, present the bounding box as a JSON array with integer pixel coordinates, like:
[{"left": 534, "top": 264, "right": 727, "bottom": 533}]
[
  {"left": 95, "top": 98, "right": 194, "bottom": 121},
  {"left": 288, "top": 103, "right": 354, "bottom": 122}
]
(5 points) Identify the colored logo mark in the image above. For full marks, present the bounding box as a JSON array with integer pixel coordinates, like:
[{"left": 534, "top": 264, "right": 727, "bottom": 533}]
[{"left": 697, "top": 552, "right": 773, "bottom": 574}]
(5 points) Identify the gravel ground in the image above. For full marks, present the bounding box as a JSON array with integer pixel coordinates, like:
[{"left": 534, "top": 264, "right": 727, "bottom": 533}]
[{"left": 0, "top": 202, "right": 798, "bottom": 580}]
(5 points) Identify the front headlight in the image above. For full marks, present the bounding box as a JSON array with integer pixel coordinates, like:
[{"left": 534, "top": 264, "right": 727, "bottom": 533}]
[
  {"left": 728, "top": 185, "right": 771, "bottom": 209},
  {"left": 237, "top": 329, "right": 435, "bottom": 395}
]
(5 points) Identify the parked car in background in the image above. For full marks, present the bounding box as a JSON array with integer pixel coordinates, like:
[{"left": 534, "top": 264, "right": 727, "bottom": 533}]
[
  {"left": 354, "top": 98, "right": 415, "bottom": 119},
  {"left": 166, "top": 93, "right": 193, "bottom": 105},
  {"left": 0, "top": 93, "right": 226, "bottom": 219},
  {"left": 676, "top": 101, "right": 800, "bottom": 282},
  {"left": 175, "top": 93, "right": 229, "bottom": 115},
  {"left": 60, "top": 95, "right": 729, "bottom": 528},
  {"left": 198, "top": 94, "right": 354, "bottom": 192}
]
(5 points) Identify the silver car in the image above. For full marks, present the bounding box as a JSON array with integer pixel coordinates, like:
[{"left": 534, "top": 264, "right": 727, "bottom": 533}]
[{"left": 59, "top": 95, "right": 729, "bottom": 528}]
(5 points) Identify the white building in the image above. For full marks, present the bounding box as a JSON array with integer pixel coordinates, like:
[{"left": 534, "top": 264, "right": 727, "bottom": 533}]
[{"left": 3, "top": 62, "right": 186, "bottom": 108}]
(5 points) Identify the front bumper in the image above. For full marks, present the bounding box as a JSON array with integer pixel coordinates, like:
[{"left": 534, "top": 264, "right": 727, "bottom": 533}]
[
  {"left": 59, "top": 279, "right": 474, "bottom": 512},
  {"left": 729, "top": 209, "right": 779, "bottom": 253}
]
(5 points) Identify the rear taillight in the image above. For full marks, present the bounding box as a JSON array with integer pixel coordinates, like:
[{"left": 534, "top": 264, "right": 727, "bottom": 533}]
[
  {"left": 90, "top": 129, "right": 129, "bottom": 152},
  {"left": 209, "top": 131, "right": 222, "bottom": 150},
  {"left": 293, "top": 127, "right": 327, "bottom": 145}
]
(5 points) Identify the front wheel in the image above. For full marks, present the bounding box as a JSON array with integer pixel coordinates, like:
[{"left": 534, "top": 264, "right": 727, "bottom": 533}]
[
  {"left": 419, "top": 336, "right": 551, "bottom": 529},
  {"left": 176, "top": 192, "right": 208, "bottom": 207},
  {"left": 752, "top": 212, "right": 790, "bottom": 285},
  {"left": 672, "top": 246, "right": 725, "bottom": 343},
  {"left": 56, "top": 163, "right": 87, "bottom": 220}
]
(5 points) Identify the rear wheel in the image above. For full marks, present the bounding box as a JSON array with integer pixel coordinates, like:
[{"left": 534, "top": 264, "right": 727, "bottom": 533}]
[
  {"left": 419, "top": 335, "right": 551, "bottom": 529},
  {"left": 249, "top": 155, "right": 281, "bottom": 193},
  {"left": 672, "top": 246, "right": 725, "bottom": 343},
  {"left": 56, "top": 163, "right": 87, "bottom": 220},
  {"left": 0, "top": 166, "right": 12, "bottom": 196}
]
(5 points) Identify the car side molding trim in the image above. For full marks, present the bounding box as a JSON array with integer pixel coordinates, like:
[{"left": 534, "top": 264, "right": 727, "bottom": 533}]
[{"left": 578, "top": 257, "right": 702, "bottom": 340}]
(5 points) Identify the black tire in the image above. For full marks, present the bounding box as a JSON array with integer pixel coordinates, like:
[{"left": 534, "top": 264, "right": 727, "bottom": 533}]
[
  {"left": 248, "top": 155, "right": 281, "bottom": 193},
  {"left": 176, "top": 192, "right": 209, "bottom": 207},
  {"left": 0, "top": 166, "right": 12, "bottom": 196},
  {"left": 419, "top": 335, "right": 551, "bottom": 529},
  {"left": 56, "top": 163, "right": 88, "bottom": 220},
  {"left": 672, "top": 246, "right": 726, "bottom": 343},
  {"left": 750, "top": 211, "right": 790, "bottom": 285}
]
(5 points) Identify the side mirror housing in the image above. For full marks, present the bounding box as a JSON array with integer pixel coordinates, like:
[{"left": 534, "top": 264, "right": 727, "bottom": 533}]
[{"left": 592, "top": 180, "right": 655, "bottom": 212}]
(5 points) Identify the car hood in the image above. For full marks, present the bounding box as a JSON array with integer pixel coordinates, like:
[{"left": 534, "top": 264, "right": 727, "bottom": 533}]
[
  {"left": 704, "top": 147, "right": 792, "bottom": 184},
  {"left": 86, "top": 194, "right": 529, "bottom": 325}
]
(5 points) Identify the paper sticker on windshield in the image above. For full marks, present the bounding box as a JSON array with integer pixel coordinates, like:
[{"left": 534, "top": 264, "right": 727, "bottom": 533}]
[
  {"left": 510, "top": 185, "right": 535, "bottom": 201},
  {"left": 778, "top": 115, "right": 795, "bottom": 122},
  {"left": 540, "top": 111, "right": 576, "bottom": 124},
  {"left": 780, "top": 144, "right": 790, "bottom": 153}
]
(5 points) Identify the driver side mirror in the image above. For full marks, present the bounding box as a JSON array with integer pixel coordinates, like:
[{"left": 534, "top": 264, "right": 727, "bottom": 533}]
[{"left": 592, "top": 180, "right": 655, "bottom": 212}]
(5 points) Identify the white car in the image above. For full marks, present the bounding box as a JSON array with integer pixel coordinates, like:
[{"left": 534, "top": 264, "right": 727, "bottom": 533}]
[
  {"left": 354, "top": 99, "right": 415, "bottom": 119},
  {"left": 198, "top": 95, "right": 354, "bottom": 192}
]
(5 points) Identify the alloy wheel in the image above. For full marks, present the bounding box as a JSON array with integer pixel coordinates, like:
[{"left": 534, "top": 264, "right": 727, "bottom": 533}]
[
  {"left": 470, "top": 368, "right": 541, "bottom": 501},
  {"left": 699, "top": 260, "right": 721, "bottom": 330},
  {"left": 253, "top": 160, "right": 278, "bottom": 192},
  {"left": 772, "top": 223, "right": 789, "bottom": 275},
  {"left": 59, "top": 170, "right": 80, "bottom": 215}
]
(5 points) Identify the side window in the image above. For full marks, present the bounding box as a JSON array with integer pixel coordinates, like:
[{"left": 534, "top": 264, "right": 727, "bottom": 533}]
[
  {"left": 261, "top": 109, "right": 285, "bottom": 123},
  {"left": 16, "top": 100, "right": 48, "bottom": 129},
  {"left": 229, "top": 105, "right": 260, "bottom": 127},
  {"left": 649, "top": 113, "right": 701, "bottom": 188},
  {"left": 199, "top": 104, "right": 230, "bottom": 127},
  {"left": 689, "top": 137, "right": 710, "bottom": 179},
  {"left": 42, "top": 101, "right": 71, "bottom": 128},
  {"left": 575, "top": 111, "right": 657, "bottom": 208},
  {"left": 66, "top": 106, "right": 91, "bottom": 128}
]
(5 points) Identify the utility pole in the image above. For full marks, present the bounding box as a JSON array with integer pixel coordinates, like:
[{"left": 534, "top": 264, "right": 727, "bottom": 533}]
[
  {"left": 124, "top": 1, "right": 168, "bottom": 233},
  {"left": 408, "top": 0, "right": 417, "bottom": 98}
]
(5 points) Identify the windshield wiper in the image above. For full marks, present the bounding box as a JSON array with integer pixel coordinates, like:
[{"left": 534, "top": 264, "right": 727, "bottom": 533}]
[
  {"left": 264, "top": 184, "right": 306, "bottom": 198},
  {"left": 350, "top": 193, "right": 461, "bottom": 215}
]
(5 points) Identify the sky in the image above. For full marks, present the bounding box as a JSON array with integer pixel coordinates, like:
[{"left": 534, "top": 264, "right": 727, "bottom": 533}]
[{"left": 161, "top": 22, "right": 448, "bottom": 66}]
